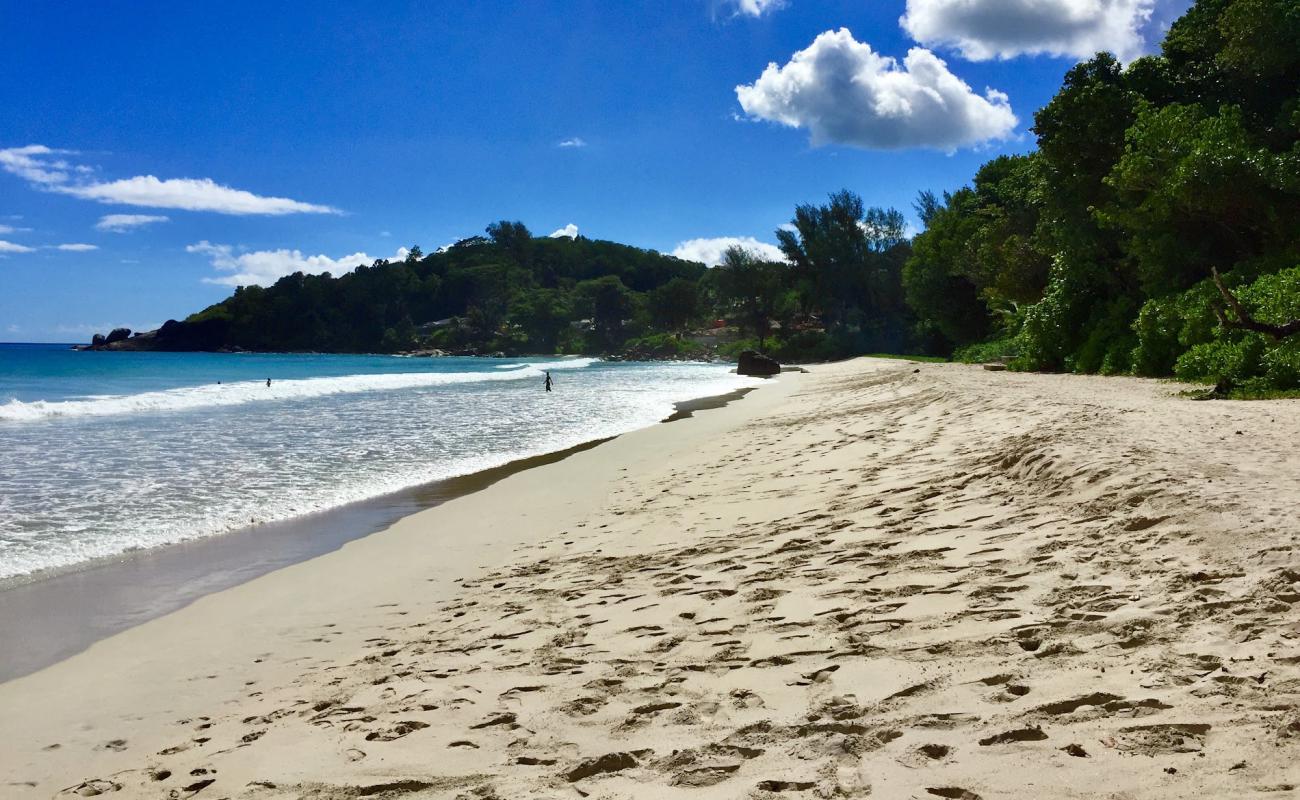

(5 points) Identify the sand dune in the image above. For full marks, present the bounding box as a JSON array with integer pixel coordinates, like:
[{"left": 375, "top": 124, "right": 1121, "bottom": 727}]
[{"left": 2, "top": 358, "right": 1298, "bottom": 798}]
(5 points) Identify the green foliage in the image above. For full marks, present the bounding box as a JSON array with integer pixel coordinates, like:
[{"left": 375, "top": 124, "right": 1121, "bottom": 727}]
[
  {"left": 176, "top": 230, "right": 707, "bottom": 354},
  {"left": 620, "top": 332, "right": 708, "bottom": 360},
  {"left": 1173, "top": 266, "right": 1300, "bottom": 390},
  {"left": 909, "top": 0, "right": 1300, "bottom": 392},
  {"left": 952, "top": 336, "right": 1020, "bottom": 365},
  {"left": 903, "top": 154, "right": 1047, "bottom": 352},
  {"left": 575, "top": 275, "right": 637, "bottom": 351},
  {"left": 646, "top": 277, "right": 702, "bottom": 333},
  {"left": 777, "top": 190, "right": 911, "bottom": 341},
  {"left": 711, "top": 246, "right": 790, "bottom": 349},
  {"left": 509, "top": 287, "right": 572, "bottom": 353}
]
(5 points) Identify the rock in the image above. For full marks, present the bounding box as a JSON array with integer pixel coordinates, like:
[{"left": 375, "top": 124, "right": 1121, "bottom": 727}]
[
  {"left": 737, "top": 350, "right": 780, "bottom": 377},
  {"left": 91, "top": 333, "right": 106, "bottom": 347},
  {"left": 983, "top": 363, "right": 1007, "bottom": 371},
  {"left": 105, "top": 328, "right": 132, "bottom": 344}
]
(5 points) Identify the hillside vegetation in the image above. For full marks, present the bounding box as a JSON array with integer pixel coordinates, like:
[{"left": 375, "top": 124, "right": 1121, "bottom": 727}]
[
  {"left": 904, "top": 0, "right": 1300, "bottom": 393},
  {"left": 163, "top": 227, "right": 707, "bottom": 355}
]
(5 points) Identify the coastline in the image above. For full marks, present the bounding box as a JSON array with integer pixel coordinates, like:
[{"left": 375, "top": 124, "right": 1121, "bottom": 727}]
[
  {"left": 2, "top": 358, "right": 1297, "bottom": 799},
  {"left": 0, "top": 386, "right": 758, "bottom": 684}
]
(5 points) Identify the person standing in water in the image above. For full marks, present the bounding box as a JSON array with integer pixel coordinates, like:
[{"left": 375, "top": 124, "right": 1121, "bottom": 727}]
[
  {"left": 544, "top": 371, "right": 553, "bottom": 392},
  {"left": 266, "top": 378, "right": 272, "bottom": 387}
]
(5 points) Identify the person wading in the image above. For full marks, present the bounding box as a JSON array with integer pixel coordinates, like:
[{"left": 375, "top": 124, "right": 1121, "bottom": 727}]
[{"left": 544, "top": 371, "right": 553, "bottom": 392}]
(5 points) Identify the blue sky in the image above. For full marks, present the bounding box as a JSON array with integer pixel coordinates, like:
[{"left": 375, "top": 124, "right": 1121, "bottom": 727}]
[{"left": 1, "top": 0, "right": 1190, "bottom": 342}]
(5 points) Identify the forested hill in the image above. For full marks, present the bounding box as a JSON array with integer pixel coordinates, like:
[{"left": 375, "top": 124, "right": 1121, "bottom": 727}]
[{"left": 136, "top": 223, "right": 710, "bottom": 354}]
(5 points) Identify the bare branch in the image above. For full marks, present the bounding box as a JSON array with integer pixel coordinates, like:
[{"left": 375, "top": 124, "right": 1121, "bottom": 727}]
[{"left": 1210, "top": 267, "right": 1300, "bottom": 340}]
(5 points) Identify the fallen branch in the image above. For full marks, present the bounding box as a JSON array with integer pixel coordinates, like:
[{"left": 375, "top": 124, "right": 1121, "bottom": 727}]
[{"left": 1211, "top": 267, "right": 1300, "bottom": 339}]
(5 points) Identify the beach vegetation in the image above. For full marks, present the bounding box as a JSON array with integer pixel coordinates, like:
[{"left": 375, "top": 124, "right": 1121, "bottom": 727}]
[{"left": 902, "top": 0, "right": 1300, "bottom": 391}]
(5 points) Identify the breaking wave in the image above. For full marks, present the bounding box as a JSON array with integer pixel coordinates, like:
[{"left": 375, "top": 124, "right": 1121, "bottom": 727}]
[{"left": 0, "top": 357, "right": 598, "bottom": 422}]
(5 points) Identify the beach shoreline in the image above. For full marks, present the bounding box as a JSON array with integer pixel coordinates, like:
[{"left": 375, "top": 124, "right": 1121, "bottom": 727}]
[
  {"left": 0, "top": 386, "right": 759, "bottom": 684},
  {"left": 2, "top": 358, "right": 1297, "bottom": 799}
]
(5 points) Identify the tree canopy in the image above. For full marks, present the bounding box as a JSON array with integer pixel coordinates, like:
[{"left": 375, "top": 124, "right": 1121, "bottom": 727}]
[{"left": 902, "top": 0, "right": 1300, "bottom": 391}]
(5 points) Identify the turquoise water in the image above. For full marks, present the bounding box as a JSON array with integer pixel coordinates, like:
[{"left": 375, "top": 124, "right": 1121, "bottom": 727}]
[{"left": 0, "top": 344, "right": 757, "bottom": 580}]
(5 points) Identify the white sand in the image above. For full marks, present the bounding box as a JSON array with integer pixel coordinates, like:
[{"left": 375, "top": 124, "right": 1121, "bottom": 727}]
[{"left": 2, "top": 358, "right": 1298, "bottom": 799}]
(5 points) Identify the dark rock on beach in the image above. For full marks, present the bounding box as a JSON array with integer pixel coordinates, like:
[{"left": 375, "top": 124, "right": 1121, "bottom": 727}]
[{"left": 737, "top": 350, "right": 781, "bottom": 376}]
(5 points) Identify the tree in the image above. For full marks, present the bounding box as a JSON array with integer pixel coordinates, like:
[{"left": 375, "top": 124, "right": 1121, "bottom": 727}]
[
  {"left": 486, "top": 220, "right": 533, "bottom": 266},
  {"left": 903, "top": 189, "right": 992, "bottom": 349},
  {"left": 777, "top": 190, "right": 871, "bottom": 330},
  {"left": 1211, "top": 267, "right": 1300, "bottom": 339},
  {"left": 576, "top": 275, "right": 635, "bottom": 349},
  {"left": 715, "top": 246, "right": 788, "bottom": 350},
  {"left": 509, "top": 288, "right": 572, "bottom": 352},
  {"left": 913, "top": 190, "right": 948, "bottom": 228},
  {"left": 647, "top": 277, "right": 701, "bottom": 334}
]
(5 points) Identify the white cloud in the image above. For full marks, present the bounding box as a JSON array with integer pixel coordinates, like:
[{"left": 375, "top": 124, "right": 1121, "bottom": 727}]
[
  {"left": 0, "top": 224, "right": 30, "bottom": 235},
  {"left": 95, "top": 213, "right": 170, "bottom": 232},
  {"left": 0, "top": 240, "right": 35, "bottom": 254},
  {"left": 0, "top": 145, "right": 339, "bottom": 216},
  {"left": 671, "top": 236, "right": 787, "bottom": 266},
  {"left": 549, "top": 223, "right": 579, "bottom": 239},
  {"left": 717, "top": 0, "right": 786, "bottom": 18},
  {"left": 61, "top": 176, "right": 337, "bottom": 215},
  {"left": 188, "top": 241, "right": 406, "bottom": 287},
  {"left": 0, "top": 145, "right": 84, "bottom": 184},
  {"left": 900, "top": 0, "right": 1156, "bottom": 62},
  {"left": 735, "top": 28, "right": 1017, "bottom": 152},
  {"left": 55, "top": 243, "right": 98, "bottom": 251},
  {"left": 558, "top": 137, "right": 588, "bottom": 148}
]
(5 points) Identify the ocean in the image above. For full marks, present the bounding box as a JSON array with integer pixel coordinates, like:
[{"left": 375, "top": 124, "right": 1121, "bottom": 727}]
[{"left": 0, "top": 343, "right": 759, "bottom": 583}]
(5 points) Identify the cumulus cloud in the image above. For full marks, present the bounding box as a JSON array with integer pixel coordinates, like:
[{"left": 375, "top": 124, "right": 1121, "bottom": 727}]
[
  {"left": 671, "top": 236, "right": 787, "bottom": 266},
  {"left": 0, "top": 239, "right": 35, "bottom": 254},
  {"left": 549, "top": 223, "right": 579, "bottom": 239},
  {"left": 900, "top": 0, "right": 1156, "bottom": 62},
  {"left": 188, "top": 241, "right": 407, "bottom": 287},
  {"left": 0, "top": 145, "right": 338, "bottom": 216},
  {"left": 55, "top": 243, "right": 98, "bottom": 252},
  {"left": 557, "top": 137, "right": 588, "bottom": 148},
  {"left": 95, "top": 213, "right": 170, "bottom": 232},
  {"left": 735, "top": 28, "right": 1017, "bottom": 152}
]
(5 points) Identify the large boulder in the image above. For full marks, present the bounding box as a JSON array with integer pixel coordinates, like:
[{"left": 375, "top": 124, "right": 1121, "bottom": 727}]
[
  {"left": 737, "top": 350, "right": 781, "bottom": 376},
  {"left": 90, "top": 333, "right": 106, "bottom": 347},
  {"left": 105, "top": 327, "right": 132, "bottom": 344}
]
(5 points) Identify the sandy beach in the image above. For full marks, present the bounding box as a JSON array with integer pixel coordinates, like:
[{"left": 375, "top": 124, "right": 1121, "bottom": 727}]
[{"left": 2, "top": 357, "right": 1299, "bottom": 799}]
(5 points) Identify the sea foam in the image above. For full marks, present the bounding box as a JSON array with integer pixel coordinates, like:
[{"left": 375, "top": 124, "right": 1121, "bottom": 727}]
[{"left": 0, "top": 357, "right": 597, "bottom": 422}]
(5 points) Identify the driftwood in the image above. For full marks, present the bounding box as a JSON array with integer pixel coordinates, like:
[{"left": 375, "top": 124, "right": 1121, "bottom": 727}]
[{"left": 1211, "top": 267, "right": 1300, "bottom": 340}]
